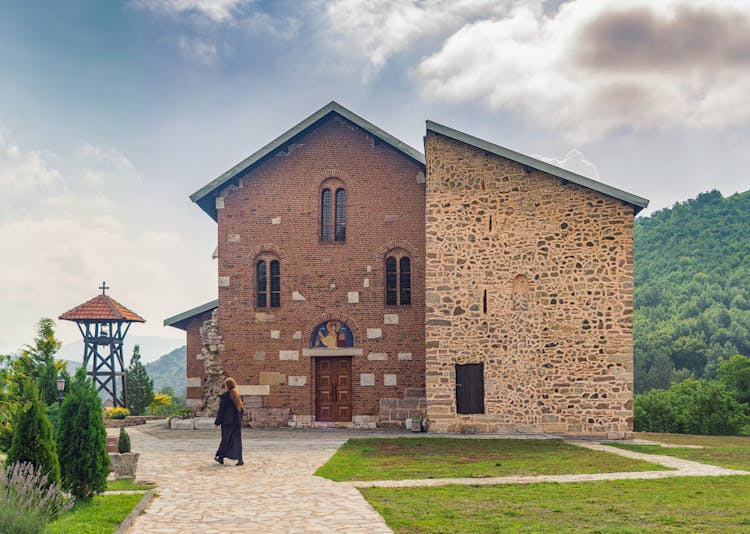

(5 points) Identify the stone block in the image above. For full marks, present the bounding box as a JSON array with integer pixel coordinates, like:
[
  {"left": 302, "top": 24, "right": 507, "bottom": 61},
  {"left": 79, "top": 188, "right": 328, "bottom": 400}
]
[
  {"left": 255, "top": 351, "right": 266, "bottom": 360},
  {"left": 170, "top": 418, "right": 194, "bottom": 430},
  {"left": 360, "top": 373, "right": 375, "bottom": 386},
  {"left": 292, "top": 330, "right": 302, "bottom": 340},
  {"left": 398, "top": 398, "right": 420, "bottom": 409},
  {"left": 380, "top": 399, "right": 397, "bottom": 409},
  {"left": 288, "top": 375, "right": 307, "bottom": 386},
  {"left": 367, "top": 352, "right": 388, "bottom": 361},
  {"left": 366, "top": 265, "right": 372, "bottom": 273},
  {"left": 110, "top": 452, "right": 140, "bottom": 480},
  {"left": 227, "top": 233, "right": 240, "bottom": 242},
  {"left": 215, "top": 197, "right": 224, "bottom": 209},
  {"left": 353, "top": 415, "right": 377, "bottom": 429},
  {"left": 363, "top": 278, "right": 370, "bottom": 288},
  {"left": 271, "top": 217, "right": 281, "bottom": 225},
  {"left": 416, "top": 170, "right": 426, "bottom": 184},
  {"left": 292, "top": 291, "right": 306, "bottom": 301},
  {"left": 367, "top": 328, "right": 382, "bottom": 339},
  {"left": 293, "top": 414, "right": 313, "bottom": 423},
  {"left": 384, "top": 374, "right": 397, "bottom": 386},
  {"left": 279, "top": 350, "right": 299, "bottom": 360},
  {"left": 196, "top": 352, "right": 204, "bottom": 360},
  {"left": 384, "top": 314, "right": 399, "bottom": 324},
  {"left": 243, "top": 395, "right": 263, "bottom": 408},
  {"left": 348, "top": 291, "right": 359, "bottom": 304},
  {"left": 186, "top": 377, "right": 201, "bottom": 388},
  {"left": 237, "top": 385, "right": 270, "bottom": 396},
  {"left": 270, "top": 330, "right": 280, "bottom": 339},
  {"left": 404, "top": 387, "right": 426, "bottom": 397},
  {"left": 260, "top": 372, "right": 286, "bottom": 385},
  {"left": 194, "top": 417, "right": 216, "bottom": 430},
  {"left": 397, "top": 352, "right": 413, "bottom": 360},
  {"left": 218, "top": 276, "right": 230, "bottom": 287},
  {"left": 185, "top": 398, "right": 201, "bottom": 408}
]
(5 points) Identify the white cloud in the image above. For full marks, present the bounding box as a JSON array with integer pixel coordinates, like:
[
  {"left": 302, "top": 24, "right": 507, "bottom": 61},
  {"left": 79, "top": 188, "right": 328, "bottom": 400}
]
[
  {"left": 0, "top": 131, "right": 205, "bottom": 354},
  {"left": 533, "top": 148, "right": 600, "bottom": 180},
  {"left": 178, "top": 36, "right": 218, "bottom": 63},
  {"left": 131, "top": 0, "right": 249, "bottom": 23},
  {"left": 416, "top": 0, "right": 750, "bottom": 141},
  {"left": 324, "top": 0, "right": 528, "bottom": 78}
]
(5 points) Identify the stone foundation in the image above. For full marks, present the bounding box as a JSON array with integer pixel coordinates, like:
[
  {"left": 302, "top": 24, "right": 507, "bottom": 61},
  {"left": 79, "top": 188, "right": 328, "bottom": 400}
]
[{"left": 378, "top": 388, "right": 427, "bottom": 429}]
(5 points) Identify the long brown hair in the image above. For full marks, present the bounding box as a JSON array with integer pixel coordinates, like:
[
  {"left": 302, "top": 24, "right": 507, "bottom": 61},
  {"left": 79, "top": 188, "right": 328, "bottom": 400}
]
[{"left": 225, "top": 377, "right": 244, "bottom": 411}]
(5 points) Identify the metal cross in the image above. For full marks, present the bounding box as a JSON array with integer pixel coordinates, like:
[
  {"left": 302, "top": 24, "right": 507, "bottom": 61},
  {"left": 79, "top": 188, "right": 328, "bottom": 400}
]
[{"left": 99, "top": 281, "right": 109, "bottom": 295}]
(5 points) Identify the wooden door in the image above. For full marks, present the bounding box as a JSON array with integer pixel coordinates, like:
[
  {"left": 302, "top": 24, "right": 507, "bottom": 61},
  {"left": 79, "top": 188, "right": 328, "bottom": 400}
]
[
  {"left": 455, "top": 363, "right": 485, "bottom": 414},
  {"left": 316, "top": 357, "right": 352, "bottom": 422}
]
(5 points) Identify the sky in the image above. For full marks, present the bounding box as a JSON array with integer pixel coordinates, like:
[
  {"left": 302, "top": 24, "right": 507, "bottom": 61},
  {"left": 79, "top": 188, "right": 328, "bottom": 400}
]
[{"left": 2, "top": 0, "right": 750, "bottom": 358}]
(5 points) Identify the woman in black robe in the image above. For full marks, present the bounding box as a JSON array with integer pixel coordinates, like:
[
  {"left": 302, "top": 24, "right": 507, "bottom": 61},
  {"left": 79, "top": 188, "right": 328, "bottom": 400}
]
[{"left": 214, "top": 377, "right": 244, "bottom": 465}]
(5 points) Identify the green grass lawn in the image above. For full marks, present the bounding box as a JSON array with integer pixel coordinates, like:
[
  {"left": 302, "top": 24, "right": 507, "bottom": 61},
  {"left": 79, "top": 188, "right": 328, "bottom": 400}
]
[
  {"left": 361, "top": 476, "right": 750, "bottom": 533},
  {"left": 315, "top": 438, "right": 667, "bottom": 481},
  {"left": 607, "top": 432, "right": 750, "bottom": 472},
  {"left": 106, "top": 479, "right": 155, "bottom": 491},
  {"left": 46, "top": 493, "right": 145, "bottom": 534}
]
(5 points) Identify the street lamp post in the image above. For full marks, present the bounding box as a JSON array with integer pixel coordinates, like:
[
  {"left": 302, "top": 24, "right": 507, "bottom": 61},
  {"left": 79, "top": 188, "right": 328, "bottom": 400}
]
[{"left": 56, "top": 376, "right": 66, "bottom": 408}]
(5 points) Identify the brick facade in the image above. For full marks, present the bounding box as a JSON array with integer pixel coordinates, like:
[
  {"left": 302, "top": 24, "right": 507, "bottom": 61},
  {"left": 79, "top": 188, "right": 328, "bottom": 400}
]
[
  {"left": 167, "top": 102, "right": 645, "bottom": 436},
  {"left": 424, "top": 131, "right": 635, "bottom": 438}
]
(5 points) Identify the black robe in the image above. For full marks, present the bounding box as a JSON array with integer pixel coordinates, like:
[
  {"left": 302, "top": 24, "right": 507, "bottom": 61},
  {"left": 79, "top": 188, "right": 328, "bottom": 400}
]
[{"left": 214, "top": 391, "right": 243, "bottom": 461}]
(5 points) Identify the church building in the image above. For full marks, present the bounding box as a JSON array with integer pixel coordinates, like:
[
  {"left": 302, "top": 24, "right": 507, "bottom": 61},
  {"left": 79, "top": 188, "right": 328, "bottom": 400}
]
[{"left": 165, "top": 102, "right": 648, "bottom": 437}]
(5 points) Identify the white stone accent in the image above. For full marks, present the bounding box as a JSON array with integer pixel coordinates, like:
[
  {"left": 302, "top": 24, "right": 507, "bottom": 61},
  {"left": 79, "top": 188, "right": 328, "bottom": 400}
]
[
  {"left": 185, "top": 398, "right": 201, "bottom": 408},
  {"left": 292, "top": 291, "right": 306, "bottom": 301},
  {"left": 384, "top": 374, "right": 397, "bottom": 386},
  {"left": 271, "top": 217, "right": 281, "bottom": 225},
  {"left": 292, "top": 415, "right": 313, "bottom": 423},
  {"left": 187, "top": 377, "right": 201, "bottom": 388},
  {"left": 348, "top": 291, "right": 359, "bottom": 304},
  {"left": 416, "top": 171, "right": 426, "bottom": 184},
  {"left": 366, "top": 265, "right": 372, "bottom": 273},
  {"left": 292, "top": 331, "right": 302, "bottom": 340},
  {"left": 288, "top": 376, "right": 307, "bottom": 387},
  {"left": 196, "top": 353, "right": 204, "bottom": 360},
  {"left": 384, "top": 314, "right": 399, "bottom": 324},
  {"left": 218, "top": 276, "right": 230, "bottom": 287},
  {"left": 215, "top": 197, "right": 225, "bottom": 209},
  {"left": 367, "top": 352, "right": 388, "bottom": 361},
  {"left": 170, "top": 418, "right": 194, "bottom": 430},
  {"left": 360, "top": 373, "right": 375, "bottom": 386},
  {"left": 270, "top": 330, "right": 280, "bottom": 339},
  {"left": 255, "top": 351, "right": 265, "bottom": 360},
  {"left": 237, "top": 385, "right": 270, "bottom": 396},
  {"left": 367, "top": 328, "right": 382, "bottom": 339},
  {"left": 227, "top": 233, "right": 240, "bottom": 243},
  {"left": 363, "top": 278, "right": 370, "bottom": 288},
  {"left": 397, "top": 352, "right": 413, "bottom": 360},
  {"left": 353, "top": 415, "right": 378, "bottom": 429},
  {"left": 279, "top": 350, "right": 300, "bottom": 360}
]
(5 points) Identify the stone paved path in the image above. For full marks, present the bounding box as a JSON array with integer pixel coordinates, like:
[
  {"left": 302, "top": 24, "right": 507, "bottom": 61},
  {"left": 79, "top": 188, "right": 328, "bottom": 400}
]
[{"left": 125, "top": 423, "right": 749, "bottom": 533}]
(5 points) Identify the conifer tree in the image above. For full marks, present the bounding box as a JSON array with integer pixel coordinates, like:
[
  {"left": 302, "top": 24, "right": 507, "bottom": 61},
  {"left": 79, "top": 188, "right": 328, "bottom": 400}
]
[
  {"left": 21, "top": 317, "right": 63, "bottom": 405},
  {"left": 5, "top": 378, "right": 61, "bottom": 486},
  {"left": 125, "top": 345, "right": 154, "bottom": 416},
  {"left": 57, "top": 366, "right": 109, "bottom": 500}
]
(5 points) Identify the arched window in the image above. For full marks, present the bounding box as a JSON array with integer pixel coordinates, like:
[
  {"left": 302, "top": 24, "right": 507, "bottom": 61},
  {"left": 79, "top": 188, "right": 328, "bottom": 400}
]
[
  {"left": 385, "top": 252, "right": 411, "bottom": 306},
  {"left": 321, "top": 182, "right": 346, "bottom": 242},
  {"left": 256, "top": 258, "right": 280, "bottom": 308}
]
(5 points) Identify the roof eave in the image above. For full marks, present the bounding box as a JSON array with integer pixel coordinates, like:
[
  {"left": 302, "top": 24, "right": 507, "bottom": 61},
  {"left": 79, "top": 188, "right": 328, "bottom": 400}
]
[
  {"left": 164, "top": 299, "right": 219, "bottom": 330},
  {"left": 191, "top": 101, "right": 426, "bottom": 221},
  {"left": 425, "top": 120, "right": 649, "bottom": 214}
]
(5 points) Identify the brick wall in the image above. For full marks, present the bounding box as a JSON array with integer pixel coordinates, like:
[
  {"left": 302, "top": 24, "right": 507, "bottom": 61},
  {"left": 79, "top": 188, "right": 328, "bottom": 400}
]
[
  {"left": 213, "top": 116, "right": 426, "bottom": 424},
  {"left": 424, "top": 131, "right": 635, "bottom": 438}
]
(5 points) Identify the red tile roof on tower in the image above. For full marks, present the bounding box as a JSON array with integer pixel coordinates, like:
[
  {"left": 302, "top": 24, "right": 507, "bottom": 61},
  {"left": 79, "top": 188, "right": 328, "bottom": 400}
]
[{"left": 59, "top": 294, "right": 145, "bottom": 323}]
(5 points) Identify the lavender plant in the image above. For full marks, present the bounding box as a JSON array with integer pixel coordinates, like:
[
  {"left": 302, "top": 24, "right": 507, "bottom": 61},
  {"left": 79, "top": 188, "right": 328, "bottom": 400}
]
[{"left": 0, "top": 461, "right": 73, "bottom": 533}]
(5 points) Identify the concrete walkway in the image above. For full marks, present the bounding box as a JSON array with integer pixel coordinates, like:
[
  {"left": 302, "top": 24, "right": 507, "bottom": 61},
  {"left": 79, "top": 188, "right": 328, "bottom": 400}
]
[{"left": 124, "top": 423, "right": 749, "bottom": 533}]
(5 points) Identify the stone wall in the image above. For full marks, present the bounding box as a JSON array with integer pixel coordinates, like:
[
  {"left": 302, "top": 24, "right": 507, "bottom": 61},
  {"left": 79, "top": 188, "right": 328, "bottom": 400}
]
[
  {"left": 185, "top": 309, "right": 215, "bottom": 407},
  {"left": 424, "top": 131, "right": 635, "bottom": 438}
]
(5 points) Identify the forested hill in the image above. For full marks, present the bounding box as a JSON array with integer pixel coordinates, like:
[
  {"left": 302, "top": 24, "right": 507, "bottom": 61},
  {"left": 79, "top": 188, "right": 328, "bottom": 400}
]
[
  {"left": 634, "top": 189, "right": 750, "bottom": 392},
  {"left": 145, "top": 345, "right": 186, "bottom": 397}
]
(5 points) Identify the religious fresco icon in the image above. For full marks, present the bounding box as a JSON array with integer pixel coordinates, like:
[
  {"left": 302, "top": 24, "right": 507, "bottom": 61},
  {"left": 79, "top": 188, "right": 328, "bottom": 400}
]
[{"left": 311, "top": 320, "right": 354, "bottom": 348}]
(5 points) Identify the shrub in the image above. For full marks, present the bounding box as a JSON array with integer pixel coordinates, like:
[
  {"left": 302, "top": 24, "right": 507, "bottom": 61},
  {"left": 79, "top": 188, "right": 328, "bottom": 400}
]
[
  {"left": 146, "top": 392, "right": 180, "bottom": 417},
  {"left": 118, "top": 427, "right": 131, "bottom": 453},
  {"left": 5, "top": 379, "right": 61, "bottom": 486},
  {"left": 125, "top": 345, "right": 154, "bottom": 416},
  {"left": 105, "top": 407, "right": 131, "bottom": 419},
  {"left": 0, "top": 461, "right": 72, "bottom": 533},
  {"left": 57, "top": 367, "right": 109, "bottom": 501}
]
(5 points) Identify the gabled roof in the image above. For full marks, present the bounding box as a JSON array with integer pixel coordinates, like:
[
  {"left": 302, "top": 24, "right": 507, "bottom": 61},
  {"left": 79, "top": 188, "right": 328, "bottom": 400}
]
[
  {"left": 163, "top": 299, "right": 218, "bottom": 330},
  {"left": 191, "top": 101, "right": 426, "bottom": 221},
  {"left": 59, "top": 294, "right": 145, "bottom": 323},
  {"left": 426, "top": 121, "right": 649, "bottom": 214}
]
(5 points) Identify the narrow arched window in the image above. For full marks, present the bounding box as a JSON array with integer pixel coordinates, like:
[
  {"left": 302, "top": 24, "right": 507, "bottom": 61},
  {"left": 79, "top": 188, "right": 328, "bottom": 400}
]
[
  {"left": 385, "top": 253, "right": 411, "bottom": 306},
  {"left": 399, "top": 256, "right": 411, "bottom": 305},
  {"left": 335, "top": 188, "right": 346, "bottom": 242},
  {"left": 256, "top": 260, "right": 267, "bottom": 308},
  {"left": 321, "top": 189, "right": 332, "bottom": 242},
  {"left": 256, "top": 258, "right": 281, "bottom": 308},
  {"left": 385, "top": 257, "right": 397, "bottom": 305}
]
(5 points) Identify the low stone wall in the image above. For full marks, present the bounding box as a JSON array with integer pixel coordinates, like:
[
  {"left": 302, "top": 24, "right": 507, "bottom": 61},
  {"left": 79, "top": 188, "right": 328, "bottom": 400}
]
[{"left": 104, "top": 416, "right": 160, "bottom": 428}]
